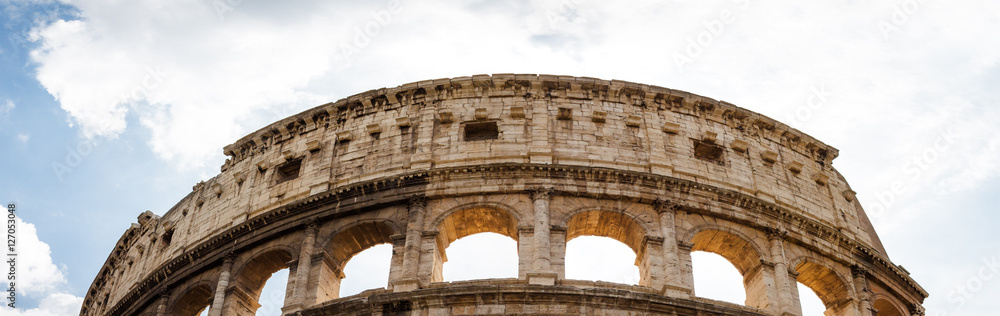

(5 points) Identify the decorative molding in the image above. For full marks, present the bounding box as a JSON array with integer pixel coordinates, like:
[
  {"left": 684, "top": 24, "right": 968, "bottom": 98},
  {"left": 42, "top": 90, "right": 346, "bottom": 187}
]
[
  {"left": 764, "top": 227, "right": 788, "bottom": 240},
  {"left": 653, "top": 199, "right": 680, "bottom": 214},
  {"left": 851, "top": 264, "right": 872, "bottom": 278},
  {"left": 529, "top": 187, "right": 553, "bottom": 201},
  {"left": 408, "top": 195, "right": 427, "bottom": 208}
]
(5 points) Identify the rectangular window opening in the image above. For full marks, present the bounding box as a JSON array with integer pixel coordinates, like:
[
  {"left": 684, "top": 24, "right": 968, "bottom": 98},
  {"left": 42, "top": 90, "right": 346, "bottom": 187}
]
[
  {"left": 275, "top": 158, "right": 303, "bottom": 184},
  {"left": 464, "top": 121, "right": 499, "bottom": 141},
  {"left": 693, "top": 140, "right": 725, "bottom": 163}
]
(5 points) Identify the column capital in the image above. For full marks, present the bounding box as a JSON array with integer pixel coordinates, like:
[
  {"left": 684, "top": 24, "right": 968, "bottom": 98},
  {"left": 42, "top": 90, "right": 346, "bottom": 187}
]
[
  {"left": 653, "top": 199, "right": 680, "bottom": 214},
  {"left": 529, "top": 187, "right": 554, "bottom": 201},
  {"left": 222, "top": 252, "right": 236, "bottom": 265},
  {"left": 764, "top": 226, "right": 788, "bottom": 240},
  {"left": 301, "top": 218, "right": 320, "bottom": 234},
  {"left": 408, "top": 195, "right": 427, "bottom": 208},
  {"left": 851, "top": 264, "right": 872, "bottom": 278}
]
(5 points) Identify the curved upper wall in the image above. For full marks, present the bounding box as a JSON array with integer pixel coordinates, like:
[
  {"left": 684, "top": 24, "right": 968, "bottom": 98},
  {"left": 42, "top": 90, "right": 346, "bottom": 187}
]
[
  {"left": 83, "top": 74, "right": 918, "bottom": 315},
  {"left": 218, "top": 73, "right": 863, "bottom": 245}
]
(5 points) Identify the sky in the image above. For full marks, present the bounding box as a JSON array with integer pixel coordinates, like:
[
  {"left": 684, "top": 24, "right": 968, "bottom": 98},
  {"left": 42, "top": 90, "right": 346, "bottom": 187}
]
[{"left": 0, "top": 0, "right": 998, "bottom": 315}]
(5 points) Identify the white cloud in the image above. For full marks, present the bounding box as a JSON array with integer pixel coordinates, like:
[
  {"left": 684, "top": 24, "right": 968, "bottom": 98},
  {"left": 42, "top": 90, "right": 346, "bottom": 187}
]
[
  {"left": 0, "top": 99, "right": 12, "bottom": 117},
  {"left": 16, "top": 133, "right": 29, "bottom": 143},
  {"left": 13, "top": 218, "right": 67, "bottom": 297},
  {"left": 0, "top": 218, "right": 83, "bottom": 315},
  {"left": 0, "top": 293, "right": 83, "bottom": 316},
  {"left": 26, "top": 0, "right": 1000, "bottom": 184}
]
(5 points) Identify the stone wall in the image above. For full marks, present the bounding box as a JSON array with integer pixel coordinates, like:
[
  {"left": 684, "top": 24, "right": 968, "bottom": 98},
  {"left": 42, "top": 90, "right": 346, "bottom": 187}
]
[{"left": 81, "top": 74, "right": 925, "bottom": 316}]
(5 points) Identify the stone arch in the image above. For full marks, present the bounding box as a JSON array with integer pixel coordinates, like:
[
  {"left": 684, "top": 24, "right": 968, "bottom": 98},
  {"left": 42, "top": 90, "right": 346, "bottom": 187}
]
[
  {"left": 563, "top": 209, "right": 651, "bottom": 286},
  {"left": 564, "top": 208, "right": 648, "bottom": 253},
  {"left": 434, "top": 204, "right": 520, "bottom": 245},
  {"left": 430, "top": 204, "right": 521, "bottom": 282},
  {"left": 323, "top": 220, "right": 400, "bottom": 273},
  {"left": 298, "top": 220, "right": 403, "bottom": 303},
  {"left": 683, "top": 224, "right": 773, "bottom": 310},
  {"left": 789, "top": 258, "right": 854, "bottom": 313},
  {"left": 224, "top": 247, "right": 296, "bottom": 315},
  {"left": 873, "top": 294, "right": 907, "bottom": 316},
  {"left": 167, "top": 281, "right": 214, "bottom": 316},
  {"left": 682, "top": 225, "right": 766, "bottom": 274},
  {"left": 231, "top": 244, "right": 296, "bottom": 279}
]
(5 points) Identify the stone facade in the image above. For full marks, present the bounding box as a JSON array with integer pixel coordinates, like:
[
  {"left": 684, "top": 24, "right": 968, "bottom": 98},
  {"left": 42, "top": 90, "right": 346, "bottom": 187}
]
[{"left": 81, "top": 74, "right": 926, "bottom": 316}]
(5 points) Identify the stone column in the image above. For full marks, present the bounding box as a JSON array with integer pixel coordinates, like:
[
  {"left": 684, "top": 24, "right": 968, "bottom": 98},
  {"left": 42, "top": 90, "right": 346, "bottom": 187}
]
[
  {"left": 852, "top": 265, "right": 875, "bottom": 316},
  {"left": 766, "top": 228, "right": 801, "bottom": 316},
  {"left": 526, "top": 187, "right": 557, "bottom": 285},
  {"left": 403, "top": 196, "right": 427, "bottom": 277},
  {"left": 678, "top": 241, "right": 696, "bottom": 296},
  {"left": 393, "top": 196, "right": 426, "bottom": 292},
  {"left": 655, "top": 199, "right": 691, "bottom": 297},
  {"left": 282, "top": 221, "right": 318, "bottom": 313},
  {"left": 208, "top": 255, "right": 234, "bottom": 316}
]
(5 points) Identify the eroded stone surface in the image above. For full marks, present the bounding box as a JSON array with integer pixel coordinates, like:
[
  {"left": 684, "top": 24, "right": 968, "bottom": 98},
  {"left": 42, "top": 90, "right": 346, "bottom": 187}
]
[{"left": 81, "top": 75, "right": 925, "bottom": 316}]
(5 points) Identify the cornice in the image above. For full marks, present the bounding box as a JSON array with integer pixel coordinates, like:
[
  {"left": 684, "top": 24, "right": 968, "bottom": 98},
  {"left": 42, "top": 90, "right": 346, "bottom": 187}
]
[{"left": 221, "top": 74, "right": 839, "bottom": 167}]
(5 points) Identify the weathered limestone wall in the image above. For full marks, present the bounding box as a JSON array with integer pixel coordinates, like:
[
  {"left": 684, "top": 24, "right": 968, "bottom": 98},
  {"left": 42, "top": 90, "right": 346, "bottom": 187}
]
[{"left": 81, "top": 75, "right": 924, "bottom": 316}]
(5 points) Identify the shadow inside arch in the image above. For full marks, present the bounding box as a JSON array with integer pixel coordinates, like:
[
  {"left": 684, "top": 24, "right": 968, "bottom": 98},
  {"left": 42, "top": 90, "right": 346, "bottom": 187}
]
[{"left": 793, "top": 260, "right": 853, "bottom": 313}]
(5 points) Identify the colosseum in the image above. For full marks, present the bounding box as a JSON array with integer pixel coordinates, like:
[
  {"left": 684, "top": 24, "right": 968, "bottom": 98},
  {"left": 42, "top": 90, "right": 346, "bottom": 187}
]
[{"left": 81, "top": 74, "right": 926, "bottom": 316}]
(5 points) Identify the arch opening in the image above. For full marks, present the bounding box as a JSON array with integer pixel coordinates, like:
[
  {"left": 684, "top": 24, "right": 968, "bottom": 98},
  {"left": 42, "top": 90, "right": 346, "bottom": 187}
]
[
  {"left": 691, "top": 251, "right": 746, "bottom": 305},
  {"left": 565, "top": 236, "right": 639, "bottom": 284},
  {"left": 169, "top": 284, "right": 213, "bottom": 316},
  {"left": 687, "top": 228, "right": 766, "bottom": 309},
  {"left": 339, "top": 243, "right": 392, "bottom": 297},
  {"left": 564, "top": 210, "right": 647, "bottom": 286},
  {"left": 322, "top": 221, "right": 397, "bottom": 300},
  {"left": 227, "top": 249, "right": 294, "bottom": 315},
  {"left": 797, "top": 282, "right": 828, "bottom": 316},
  {"left": 443, "top": 232, "right": 518, "bottom": 281},
  {"left": 794, "top": 261, "right": 853, "bottom": 314},
  {"left": 255, "top": 268, "right": 289, "bottom": 316},
  {"left": 435, "top": 207, "right": 520, "bottom": 282}
]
